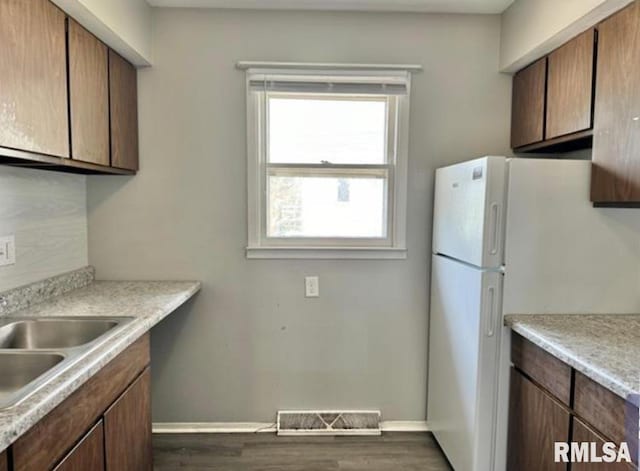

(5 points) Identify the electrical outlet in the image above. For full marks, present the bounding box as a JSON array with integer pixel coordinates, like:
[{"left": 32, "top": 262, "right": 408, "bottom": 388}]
[
  {"left": 305, "top": 276, "right": 319, "bottom": 298},
  {"left": 0, "top": 235, "right": 15, "bottom": 267}
]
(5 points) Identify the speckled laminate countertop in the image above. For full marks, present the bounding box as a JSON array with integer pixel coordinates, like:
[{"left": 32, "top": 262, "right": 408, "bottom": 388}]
[
  {"left": 0, "top": 278, "right": 201, "bottom": 453},
  {"left": 505, "top": 314, "right": 640, "bottom": 401}
]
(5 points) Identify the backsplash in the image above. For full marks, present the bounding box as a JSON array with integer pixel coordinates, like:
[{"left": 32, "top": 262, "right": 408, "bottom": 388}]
[{"left": 0, "top": 167, "right": 88, "bottom": 292}]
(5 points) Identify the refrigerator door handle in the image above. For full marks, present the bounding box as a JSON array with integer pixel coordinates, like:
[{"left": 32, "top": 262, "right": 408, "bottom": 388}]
[
  {"left": 489, "top": 202, "right": 500, "bottom": 256},
  {"left": 485, "top": 286, "right": 496, "bottom": 337}
]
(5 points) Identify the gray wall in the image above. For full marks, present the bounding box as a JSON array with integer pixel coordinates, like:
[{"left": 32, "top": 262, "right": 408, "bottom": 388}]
[
  {"left": 0, "top": 168, "right": 87, "bottom": 292},
  {"left": 87, "top": 8, "right": 511, "bottom": 422}
]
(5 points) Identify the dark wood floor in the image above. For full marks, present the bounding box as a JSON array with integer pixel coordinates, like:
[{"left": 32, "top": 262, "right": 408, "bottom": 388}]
[{"left": 153, "top": 432, "right": 452, "bottom": 470}]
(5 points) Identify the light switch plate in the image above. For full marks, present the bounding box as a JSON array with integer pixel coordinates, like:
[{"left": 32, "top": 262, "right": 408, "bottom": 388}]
[
  {"left": 0, "top": 235, "right": 15, "bottom": 267},
  {"left": 305, "top": 276, "right": 319, "bottom": 297}
]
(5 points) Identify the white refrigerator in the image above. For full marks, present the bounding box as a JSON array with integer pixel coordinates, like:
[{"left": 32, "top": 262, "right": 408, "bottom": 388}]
[{"left": 427, "top": 156, "right": 640, "bottom": 471}]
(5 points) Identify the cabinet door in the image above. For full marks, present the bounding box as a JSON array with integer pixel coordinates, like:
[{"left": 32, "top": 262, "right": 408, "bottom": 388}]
[
  {"left": 511, "top": 58, "right": 547, "bottom": 148},
  {"left": 0, "top": 0, "right": 69, "bottom": 157},
  {"left": 546, "top": 29, "right": 595, "bottom": 139},
  {"left": 0, "top": 449, "right": 6, "bottom": 471},
  {"left": 109, "top": 50, "right": 139, "bottom": 171},
  {"left": 507, "top": 368, "right": 571, "bottom": 471},
  {"left": 69, "top": 19, "right": 109, "bottom": 166},
  {"left": 54, "top": 421, "right": 105, "bottom": 471},
  {"left": 572, "top": 418, "right": 636, "bottom": 471},
  {"left": 104, "top": 368, "right": 152, "bottom": 471},
  {"left": 591, "top": 1, "right": 640, "bottom": 204}
]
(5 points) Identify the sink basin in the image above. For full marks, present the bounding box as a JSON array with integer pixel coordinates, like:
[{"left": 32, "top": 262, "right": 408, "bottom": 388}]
[
  {"left": 0, "top": 319, "right": 119, "bottom": 349},
  {"left": 0, "top": 352, "right": 65, "bottom": 405}
]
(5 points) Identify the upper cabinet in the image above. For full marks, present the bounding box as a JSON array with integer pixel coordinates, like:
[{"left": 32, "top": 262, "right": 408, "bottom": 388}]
[
  {"left": 69, "top": 19, "right": 110, "bottom": 166},
  {"left": 591, "top": 1, "right": 640, "bottom": 205},
  {"left": 511, "top": 30, "right": 596, "bottom": 152},
  {"left": 546, "top": 29, "right": 595, "bottom": 140},
  {"left": 0, "top": 0, "right": 139, "bottom": 175},
  {"left": 0, "top": 0, "right": 69, "bottom": 158},
  {"left": 109, "top": 50, "right": 139, "bottom": 171},
  {"left": 511, "top": 58, "right": 546, "bottom": 149}
]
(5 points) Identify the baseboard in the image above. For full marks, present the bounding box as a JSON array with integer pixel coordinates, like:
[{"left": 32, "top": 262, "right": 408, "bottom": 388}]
[
  {"left": 380, "top": 421, "right": 430, "bottom": 432},
  {"left": 152, "top": 421, "right": 429, "bottom": 434},
  {"left": 153, "top": 422, "right": 277, "bottom": 433}
]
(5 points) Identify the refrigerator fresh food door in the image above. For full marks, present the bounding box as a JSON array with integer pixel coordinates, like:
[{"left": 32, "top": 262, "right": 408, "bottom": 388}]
[
  {"left": 432, "top": 156, "right": 507, "bottom": 268},
  {"left": 427, "top": 254, "right": 503, "bottom": 471}
]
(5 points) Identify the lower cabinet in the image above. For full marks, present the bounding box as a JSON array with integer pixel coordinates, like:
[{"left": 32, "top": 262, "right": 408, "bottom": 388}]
[
  {"left": 508, "top": 333, "right": 639, "bottom": 470},
  {"left": 508, "top": 368, "right": 570, "bottom": 470},
  {"left": 0, "top": 450, "right": 6, "bottom": 471},
  {"left": 105, "top": 368, "right": 152, "bottom": 471},
  {"left": 7, "top": 334, "right": 152, "bottom": 471},
  {"left": 572, "top": 418, "right": 636, "bottom": 471},
  {"left": 54, "top": 421, "right": 105, "bottom": 471}
]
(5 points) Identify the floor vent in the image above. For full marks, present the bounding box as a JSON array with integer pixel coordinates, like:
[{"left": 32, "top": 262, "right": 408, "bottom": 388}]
[{"left": 277, "top": 410, "right": 381, "bottom": 436}]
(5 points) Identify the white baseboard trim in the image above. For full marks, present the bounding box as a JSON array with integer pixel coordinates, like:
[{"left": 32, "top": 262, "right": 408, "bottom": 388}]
[
  {"left": 380, "top": 421, "right": 430, "bottom": 432},
  {"left": 152, "top": 421, "right": 429, "bottom": 434}
]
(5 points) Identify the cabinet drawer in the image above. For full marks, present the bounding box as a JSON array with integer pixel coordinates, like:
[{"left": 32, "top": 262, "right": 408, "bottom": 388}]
[
  {"left": 574, "top": 371, "right": 639, "bottom": 464},
  {"left": 572, "top": 417, "right": 637, "bottom": 470},
  {"left": 12, "top": 334, "right": 150, "bottom": 471},
  {"left": 54, "top": 421, "right": 105, "bottom": 471},
  {"left": 512, "top": 333, "right": 572, "bottom": 405}
]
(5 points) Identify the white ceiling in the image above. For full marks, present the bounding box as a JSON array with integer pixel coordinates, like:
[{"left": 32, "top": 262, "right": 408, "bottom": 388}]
[{"left": 145, "top": 0, "right": 515, "bottom": 14}]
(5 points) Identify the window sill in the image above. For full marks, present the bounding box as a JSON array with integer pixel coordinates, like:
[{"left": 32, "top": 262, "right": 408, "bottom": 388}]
[{"left": 246, "top": 246, "right": 408, "bottom": 260}]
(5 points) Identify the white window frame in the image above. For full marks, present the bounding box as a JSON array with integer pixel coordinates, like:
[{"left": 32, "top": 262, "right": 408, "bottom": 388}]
[{"left": 245, "top": 66, "right": 412, "bottom": 260}]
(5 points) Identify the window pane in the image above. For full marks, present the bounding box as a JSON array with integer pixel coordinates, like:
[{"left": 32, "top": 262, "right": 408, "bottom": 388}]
[
  {"left": 268, "top": 97, "right": 387, "bottom": 164},
  {"left": 268, "top": 175, "right": 387, "bottom": 238}
]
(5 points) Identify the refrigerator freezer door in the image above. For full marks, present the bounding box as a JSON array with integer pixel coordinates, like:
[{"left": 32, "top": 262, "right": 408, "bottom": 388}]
[
  {"left": 432, "top": 156, "right": 507, "bottom": 268},
  {"left": 427, "top": 254, "right": 503, "bottom": 471}
]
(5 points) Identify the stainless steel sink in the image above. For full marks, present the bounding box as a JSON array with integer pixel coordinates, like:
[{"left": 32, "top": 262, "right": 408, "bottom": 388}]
[
  {"left": 0, "top": 352, "right": 65, "bottom": 405},
  {"left": 0, "top": 319, "right": 119, "bottom": 349},
  {"left": 0, "top": 316, "right": 133, "bottom": 409}
]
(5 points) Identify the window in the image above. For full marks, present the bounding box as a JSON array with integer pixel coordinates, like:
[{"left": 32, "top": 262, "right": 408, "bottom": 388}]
[{"left": 245, "top": 66, "right": 412, "bottom": 259}]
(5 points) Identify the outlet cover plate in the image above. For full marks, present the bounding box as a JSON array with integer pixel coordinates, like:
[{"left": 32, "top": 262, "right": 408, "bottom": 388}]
[{"left": 0, "top": 235, "right": 15, "bottom": 267}]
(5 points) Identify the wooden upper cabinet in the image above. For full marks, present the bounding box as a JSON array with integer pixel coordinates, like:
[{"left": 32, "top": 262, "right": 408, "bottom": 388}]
[
  {"left": 104, "top": 368, "right": 152, "bottom": 471},
  {"left": 0, "top": 0, "right": 69, "bottom": 157},
  {"left": 109, "top": 50, "right": 139, "bottom": 171},
  {"left": 591, "top": 1, "right": 640, "bottom": 204},
  {"left": 511, "top": 58, "right": 547, "bottom": 148},
  {"left": 54, "top": 421, "right": 105, "bottom": 471},
  {"left": 507, "top": 368, "right": 571, "bottom": 471},
  {"left": 69, "top": 19, "right": 110, "bottom": 166},
  {"left": 546, "top": 29, "right": 595, "bottom": 140}
]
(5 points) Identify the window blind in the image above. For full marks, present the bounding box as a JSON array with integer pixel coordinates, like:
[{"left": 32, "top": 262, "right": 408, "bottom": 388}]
[{"left": 247, "top": 71, "right": 409, "bottom": 95}]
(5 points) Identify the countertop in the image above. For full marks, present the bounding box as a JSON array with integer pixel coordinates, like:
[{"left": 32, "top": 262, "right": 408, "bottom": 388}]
[
  {"left": 505, "top": 314, "right": 640, "bottom": 401},
  {"left": 0, "top": 278, "right": 201, "bottom": 453}
]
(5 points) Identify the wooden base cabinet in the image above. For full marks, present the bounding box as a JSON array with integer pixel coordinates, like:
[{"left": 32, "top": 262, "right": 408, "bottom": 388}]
[
  {"left": 9, "top": 335, "right": 152, "bottom": 471},
  {"left": 508, "top": 368, "right": 571, "bottom": 471},
  {"left": 572, "top": 418, "right": 636, "bottom": 471},
  {"left": 508, "top": 334, "right": 640, "bottom": 470},
  {"left": 54, "top": 421, "right": 105, "bottom": 471},
  {"left": 105, "top": 368, "right": 152, "bottom": 471},
  {"left": 0, "top": 450, "right": 6, "bottom": 471}
]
